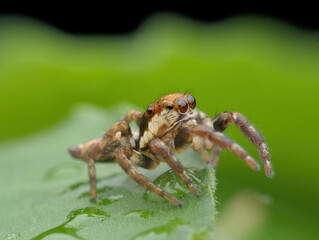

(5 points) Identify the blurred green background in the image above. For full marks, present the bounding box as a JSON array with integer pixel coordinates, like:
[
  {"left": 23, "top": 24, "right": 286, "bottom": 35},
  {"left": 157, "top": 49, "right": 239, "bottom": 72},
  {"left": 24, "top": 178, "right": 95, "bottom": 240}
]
[{"left": 1, "top": 13, "right": 318, "bottom": 239}]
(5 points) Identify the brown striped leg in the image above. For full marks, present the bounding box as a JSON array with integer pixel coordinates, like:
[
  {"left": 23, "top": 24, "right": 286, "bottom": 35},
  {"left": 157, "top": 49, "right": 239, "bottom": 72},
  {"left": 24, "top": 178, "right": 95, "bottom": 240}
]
[
  {"left": 87, "top": 158, "right": 97, "bottom": 201},
  {"left": 192, "top": 134, "right": 215, "bottom": 165},
  {"left": 120, "top": 146, "right": 159, "bottom": 170},
  {"left": 115, "top": 146, "right": 182, "bottom": 206},
  {"left": 84, "top": 121, "right": 134, "bottom": 202},
  {"left": 192, "top": 125, "right": 261, "bottom": 171},
  {"left": 213, "top": 112, "right": 273, "bottom": 178},
  {"left": 87, "top": 121, "right": 134, "bottom": 161},
  {"left": 121, "top": 110, "right": 143, "bottom": 144},
  {"left": 149, "top": 138, "right": 198, "bottom": 197},
  {"left": 105, "top": 121, "right": 134, "bottom": 148},
  {"left": 199, "top": 147, "right": 221, "bottom": 169},
  {"left": 121, "top": 110, "right": 143, "bottom": 126},
  {"left": 210, "top": 146, "right": 222, "bottom": 169},
  {"left": 199, "top": 149, "right": 210, "bottom": 163}
]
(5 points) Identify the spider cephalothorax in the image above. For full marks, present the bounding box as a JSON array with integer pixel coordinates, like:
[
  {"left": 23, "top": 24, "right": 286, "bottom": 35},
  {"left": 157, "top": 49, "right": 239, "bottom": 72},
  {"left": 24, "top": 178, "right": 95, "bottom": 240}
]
[
  {"left": 69, "top": 93, "right": 273, "bottom": 206},
  {"left": 139, "top": 93, "right": 197, "bottom": 150}
]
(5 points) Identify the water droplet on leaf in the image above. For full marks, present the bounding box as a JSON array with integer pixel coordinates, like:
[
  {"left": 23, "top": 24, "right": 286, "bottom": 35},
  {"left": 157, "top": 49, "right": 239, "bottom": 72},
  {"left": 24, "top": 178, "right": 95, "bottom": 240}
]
[
  {"left": 31, "top": 207, "right": 109, "bottom": 240},
  {"left": 124, "top": 209, "right": 154, "bottom": 219},
  {"left": 143, "top": 168, "right": 204, "bottom": 204},
  {"left": 131, "top": 217, "right": 188, "bottom": 240}
]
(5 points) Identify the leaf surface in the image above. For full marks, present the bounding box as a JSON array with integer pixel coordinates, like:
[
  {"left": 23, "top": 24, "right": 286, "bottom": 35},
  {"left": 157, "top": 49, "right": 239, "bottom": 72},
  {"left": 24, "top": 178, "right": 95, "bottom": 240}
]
[{"left": 0, "top": 105, "right": 216, "bottom": 240}]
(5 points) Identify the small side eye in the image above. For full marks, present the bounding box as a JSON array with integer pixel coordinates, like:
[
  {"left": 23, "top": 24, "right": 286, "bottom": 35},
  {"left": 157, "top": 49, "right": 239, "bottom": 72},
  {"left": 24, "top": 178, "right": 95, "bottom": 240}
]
[
  {"left": 178, "top": 99, "right": 188, "bottom": 113},
  {"left": 187, "top": 95, "right": 196, "bottom": 109},
  {"left": 166, "top": 103, "right": 174, "bottom": 110},
  {"left": 147, "top": 106, "right": 153, "bottom": 115}
]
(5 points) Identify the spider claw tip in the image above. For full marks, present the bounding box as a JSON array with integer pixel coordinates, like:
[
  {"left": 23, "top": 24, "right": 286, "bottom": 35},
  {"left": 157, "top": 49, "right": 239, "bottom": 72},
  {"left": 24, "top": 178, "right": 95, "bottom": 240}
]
[
  {"left": 265, "top": 164, "right": 274, "bottom": 178},
  {"left": 266, "top": 172, "right": 274, "bottom": 178}
]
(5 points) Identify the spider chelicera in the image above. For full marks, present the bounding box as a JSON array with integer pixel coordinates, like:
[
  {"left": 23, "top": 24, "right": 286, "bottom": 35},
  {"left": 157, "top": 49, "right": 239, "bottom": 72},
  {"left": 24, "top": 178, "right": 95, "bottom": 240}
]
[{"left": 69, "top": 93, "right": 273, "bottom": 206}]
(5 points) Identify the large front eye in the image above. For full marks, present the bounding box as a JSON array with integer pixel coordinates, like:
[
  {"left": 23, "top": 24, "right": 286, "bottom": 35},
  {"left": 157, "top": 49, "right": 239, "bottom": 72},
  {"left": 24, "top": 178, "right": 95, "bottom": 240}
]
[
  {"left": 187, "top": 95, "right": 196, "bottom": 109},
  {"left": 178, "top": 99, "right": 188, "bottom": 113}
]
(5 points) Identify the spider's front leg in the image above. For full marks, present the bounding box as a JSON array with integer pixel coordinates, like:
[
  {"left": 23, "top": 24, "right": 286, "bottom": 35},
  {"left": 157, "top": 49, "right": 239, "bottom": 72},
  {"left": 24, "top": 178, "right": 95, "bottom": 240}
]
[
  {"left": 148, "top": 138, "right": 198, "bottom": 197},
  {"left": 212, "top": 112, "right": 273, "bottom": 178},
  {"left": 115, "top": 146, "right": 182, "bottom": 206}
]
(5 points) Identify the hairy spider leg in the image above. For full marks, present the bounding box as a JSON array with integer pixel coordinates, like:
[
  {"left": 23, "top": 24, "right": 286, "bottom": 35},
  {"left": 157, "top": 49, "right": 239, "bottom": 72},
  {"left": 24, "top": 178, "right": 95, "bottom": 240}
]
[
  {"left": 176, "top": 122, "right": 221, "bottom": 169},
  {"left": 191, "top": 110, "right": 221, "bottom": 167},
  {"left": 85, "top": 121, "right": 135, "bottom": 201},
  {"left": 173, "top": 127, "right": 218, "bottom": 169},
  {"left": 198, "top": 147, "right": 222, "bottom": 169},
  {"left": 115, "top": 146, "right": 182, "bottom": 207},
  {"left": 121, "top": 110, "right": 143, "bottom": 126},
  {"left": 210, "top": 146, "right": 222, "bottom": 168},
  {"left": 192, "top": 125, "right": 261, "bottom": 171},
  {"left": 213, "top": 112, "right": 273, "bottom": 178},
  {"left": 87, "top": 158, "right": 96, "bottom": 201},
  {"left": 149, "top": 138, "right": 198, "bottom": 197}
]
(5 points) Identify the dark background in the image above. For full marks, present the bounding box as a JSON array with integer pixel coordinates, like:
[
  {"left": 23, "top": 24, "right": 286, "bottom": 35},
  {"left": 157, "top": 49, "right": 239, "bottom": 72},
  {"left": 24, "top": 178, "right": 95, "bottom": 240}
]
[{"left": 0, "top": 6, "right": 318, "bottom": 34}]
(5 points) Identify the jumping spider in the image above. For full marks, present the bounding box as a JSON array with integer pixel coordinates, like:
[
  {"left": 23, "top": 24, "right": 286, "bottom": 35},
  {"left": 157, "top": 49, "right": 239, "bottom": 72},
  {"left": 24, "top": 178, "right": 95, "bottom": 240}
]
[{"left": 69, "top": 93, "right": 273, "bottom": 206}]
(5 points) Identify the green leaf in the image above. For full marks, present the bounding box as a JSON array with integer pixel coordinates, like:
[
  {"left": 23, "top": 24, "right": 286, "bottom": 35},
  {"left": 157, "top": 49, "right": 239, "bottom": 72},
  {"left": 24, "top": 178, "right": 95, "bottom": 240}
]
[{"left": 0, "top": 104, "right": 216, "bottom": 240}]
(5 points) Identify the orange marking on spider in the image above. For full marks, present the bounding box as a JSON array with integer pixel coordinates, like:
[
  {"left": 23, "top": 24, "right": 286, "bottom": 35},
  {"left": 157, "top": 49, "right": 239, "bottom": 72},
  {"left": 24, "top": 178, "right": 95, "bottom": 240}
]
[{"left": 69, "top": 93, "right": 273, "bottom": 206}]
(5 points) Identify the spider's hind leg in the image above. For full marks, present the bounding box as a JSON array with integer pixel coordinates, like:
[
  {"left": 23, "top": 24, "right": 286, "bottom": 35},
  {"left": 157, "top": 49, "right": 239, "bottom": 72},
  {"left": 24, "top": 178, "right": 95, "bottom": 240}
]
[
  {"left": 85, "top": 121, "right": 135, "bottom": 201},
  {"left": 87, "top": 158, "right": 97, "bottom": 201}
]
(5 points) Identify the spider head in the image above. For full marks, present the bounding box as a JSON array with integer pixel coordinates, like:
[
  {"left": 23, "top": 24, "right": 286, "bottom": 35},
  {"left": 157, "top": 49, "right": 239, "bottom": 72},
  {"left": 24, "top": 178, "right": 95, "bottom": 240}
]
[{"left": 139, "top": 93, "right": 196, "bottom": 149}]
